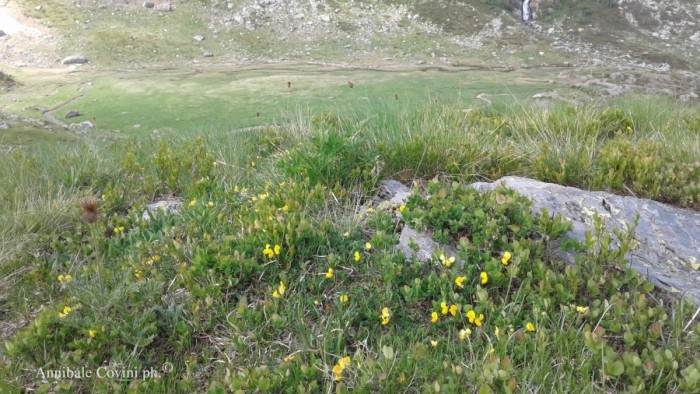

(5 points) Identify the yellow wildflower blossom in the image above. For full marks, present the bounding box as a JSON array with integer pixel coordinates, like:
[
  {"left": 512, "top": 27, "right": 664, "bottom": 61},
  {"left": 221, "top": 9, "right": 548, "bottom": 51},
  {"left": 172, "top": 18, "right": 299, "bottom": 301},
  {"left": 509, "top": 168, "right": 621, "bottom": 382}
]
[
  {"left": 326, "top": 268, "right": 334, "bottom": 279},
  {"left": 381, "top": 307, "right": 391, "bottom": 325},
  {"left": 274, "top": 244, "right": 281, "bottom": 255},
  {"left": 354, "top": 251, "right": 360, "bottom": 262},
  {"left": 501, "top": 251, "right": 512, "bottom": 266},
  {"left": 467, "top": 310, "right": 485, "bottom": 327},
  {"left": 58, "top": 306, "right": 72, "bottom": 319},
  {"left": 398, "top": 205, "right": 406, "bottom": 212},
  {"left": 189, "top": 199, "right": 197, "bottom": 207},
  {"left": 263, "top": 244, "right": 275, "bottom": 258},
  {"left": 89, "top": 330, "right": 97, "bottom": 338},
  {"left": 339, "top": 294, "right": 349, "bottom": 303},
  {"left": 440, "top": 254, "right": 455, "bottom": 267},
  {"left": 459, "top": 328, "right": 472, "bottom": 340},
  {"left": 480, "top": 272, "right": 489, "bottom": 285},
  {"left": 283, "top": 354, "right": 295, "bottom": 362},
  {"left": 576, "top": 306, "right": 588, "bottom": 313},
  {"left": 332, "top": 356, "right": 352, "bottom": 381},
  {"left": 455, "top": 276, "right": 467, "bottom": 288},
  {"left": 441, "top": 301, "right": 448, "bottom": 315},
  {"left": 365, "top": 242, "right": 372, "bottom": 251},
  {"left": 207, "top": 201, "right": 214, "bottom": 207},
  {"left": 449, "top": 304, "right": 458, "bottom": 316},
  {"left": 430, "top": 339, "right": 438, "bottom": 347},
  {"left": 58, "top": 274, "right": 72, "bottom": 283},
  {"left": 526, "top": 322, "right": 536, "bottom": 332},
  {"left": 431, "top": 311, "right": 438, "bottom": 323}
]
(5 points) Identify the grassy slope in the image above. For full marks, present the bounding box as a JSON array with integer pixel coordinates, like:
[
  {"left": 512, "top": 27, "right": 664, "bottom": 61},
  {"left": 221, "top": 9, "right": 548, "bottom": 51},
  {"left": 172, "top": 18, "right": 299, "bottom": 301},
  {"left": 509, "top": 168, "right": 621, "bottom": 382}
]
[{"left": 1, "top": 96, "right": 699, "bottom": 392}]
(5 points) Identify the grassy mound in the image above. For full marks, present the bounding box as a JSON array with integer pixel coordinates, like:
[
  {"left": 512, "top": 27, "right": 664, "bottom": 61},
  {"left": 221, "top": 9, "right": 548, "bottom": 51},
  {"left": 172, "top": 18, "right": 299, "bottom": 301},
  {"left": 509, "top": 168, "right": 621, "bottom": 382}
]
[{"left": 1, "top": 97, "right": 699, "bottom": 392}]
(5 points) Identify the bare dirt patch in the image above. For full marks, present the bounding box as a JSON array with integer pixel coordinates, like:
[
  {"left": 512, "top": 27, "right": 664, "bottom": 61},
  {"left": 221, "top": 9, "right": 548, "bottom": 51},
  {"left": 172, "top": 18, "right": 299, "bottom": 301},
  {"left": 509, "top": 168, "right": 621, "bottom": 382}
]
[{"left": 0, "top": 0, "right": 58, "bottom": 68}]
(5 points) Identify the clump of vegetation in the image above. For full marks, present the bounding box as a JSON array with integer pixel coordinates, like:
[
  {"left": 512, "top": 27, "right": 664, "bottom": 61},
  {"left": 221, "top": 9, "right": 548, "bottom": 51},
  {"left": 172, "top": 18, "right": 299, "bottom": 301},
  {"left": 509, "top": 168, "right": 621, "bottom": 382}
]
[
  {"left": 0, "top": 70, "right": 17, "bottom": 91},
  {"left": 1, "top": 97, "right": 699, "bottom": 392}
]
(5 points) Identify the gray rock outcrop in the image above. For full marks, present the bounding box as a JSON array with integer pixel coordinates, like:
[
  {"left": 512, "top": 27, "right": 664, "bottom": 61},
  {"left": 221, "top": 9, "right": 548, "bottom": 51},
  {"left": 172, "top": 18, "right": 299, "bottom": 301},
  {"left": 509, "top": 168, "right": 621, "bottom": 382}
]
[
  {"left": 380, "top": 178, "right": 700, "bottom": 305},
  {"left": 143, "top": 1, "right": 155, "bottom": 8},
  {"left": 471, "top": 177, "right": 700, "bottom": 304},
  {"left": 141, "top": 198, "right": 183, "bottom": 221},
  {"left": 65, "top": 110, "right": 80, "bottom": 118},
  {"left": 61, "top": 55, "right": 88, "bottom": 65}
]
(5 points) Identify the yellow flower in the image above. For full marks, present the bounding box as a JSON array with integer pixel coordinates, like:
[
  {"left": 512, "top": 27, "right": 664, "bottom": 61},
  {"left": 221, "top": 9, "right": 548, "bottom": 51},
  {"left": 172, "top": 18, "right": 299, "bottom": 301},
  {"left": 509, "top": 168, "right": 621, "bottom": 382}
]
[
  {"left": 440, "top": 301, "right": 448, "bottom": 315},
  {"left": 338, "top": 356, "right": 351, "bottom": 369},
  {"left": 263, "top": 244, "right": 275, "bottom": 258},
  {"left": 274, "top": 244, "right": 281, "bottom": 255},
  {"left": 459, "top": 328, "right": 472, "bottom": 340},
  {"left": 339, "top": 294, "right": 349, "bottom": 303},
  {"left": 398, "top": 205, "right": 405, "bottom": 212},
  {"left": 332, "top": 356, "right": 352, "bottom": 381},
  {"left": 272, "top": 290, "right": 280, "bottom": 299},
  {"left": 279, "top": 182, "right": 286, "bottom": 188},
  {"left": 440, "top": 254, "right": 455, "bottom": 267},
  {"left": 431, "top": 311, "right": 438, "bottom": 323},
  {"left": 449, "top": 304, "right": 458, "bottom": 316},
  {"left": 381, "top": 307, "right": 391, "bottom": 325},
  {"left": 278, "top": 281, "right": 286, "bottom": 296},
  {"left": 313, "top": 300, "right": 319, "bottom": 305},
  {"left": 455, "top": 276, "right": 467, "bottom": 288},
  {"left": 234, "top": 185, "right": 240, "bottom": 193},
  {"left": 283, "top": 354, "right": 295, "bottom": 362},
  {"left": 501, "top": 251, "right": 512, "bottom": 266},
  {"left": 134, "top": 269, "right": 143, "bottom": 280},
  {"left": 480, "top": 272, "right": 489, "bottom": 285},
  {"left": 430, "top": 339, "right": 438, "bottom": 347},
  {"left": 626, "top": 126, "right": 633, "bottom": 133},
  {"left": 325, "top": 268, "right": 334, "bottom": 279},
  {"left": 207, "top": 201, "right": 214, "bottom": 207},
  {"left": 113, "top": 226, "right": 125, "bottom": 234},
  {"left": 489, "top": 348, "right": 495, "bottom": 355},
  {"left": 89, "top": 329, "right": 97, "bottom": 338},
  {"left": 576, "top": 305, "right": 589, "bottom": 313},
  {"left": 154, "top": 255, "right": 161, "bottom": 261},
  {"left": 251, "top": 196, "right": 257, "bottom": 202},
  {"left": 467, "top": 310, "right": 484, "bottom": 327},
  {"left": 342, "top": 231, "right": 350, "bottom": 237},
  {"left": 189, "top": 199, "right": 197, "bottom": 207},
  {"left": 58, "top": 274, "right": 72, "bottom": 283},
  {"left": 354, "top": 251, "right": 360, "bottom": 262},
  {"left": 365, "top": 242, "right": 372, "bottom": 251},
  {"left": 526, "top": 322, "right": 536, "bottom": 332},
  {"left": 250, "top": 161, "right": 255, "bottom": 167},
  {"left": 58, "top": 306, "right": 72, "bottom": 318},
  {"left": 281, "top": 205, "right": 289, "bottom": 211}
]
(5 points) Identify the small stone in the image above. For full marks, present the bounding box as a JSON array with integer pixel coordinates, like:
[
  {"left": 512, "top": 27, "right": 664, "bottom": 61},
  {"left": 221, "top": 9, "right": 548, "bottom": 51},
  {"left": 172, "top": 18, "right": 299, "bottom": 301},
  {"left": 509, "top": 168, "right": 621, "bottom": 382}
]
[
  {"left": 143, "top": 1, "right": 155, "bottom": 8},
  {"left": 65, "top": 110, "right": 80, "bottom": 118},
  {"left": 155, "top": 3, "right": 173, "bottom": 11},
  {"left": 193, "top": 35, "right": 205, "bottom": 42},
  {"left": 203, "top": 51, "right": 214, "bottom": 57},
  {"left": 62, "top": 55, "right": 88, "bottom": 65}
]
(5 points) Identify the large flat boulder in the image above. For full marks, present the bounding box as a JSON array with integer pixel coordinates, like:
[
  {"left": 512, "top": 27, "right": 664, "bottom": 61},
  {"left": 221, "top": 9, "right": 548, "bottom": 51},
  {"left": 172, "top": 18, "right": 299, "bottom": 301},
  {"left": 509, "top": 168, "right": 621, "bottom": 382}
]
[{"left": 471, "top": 177, "right": 700, "bottom": 304}]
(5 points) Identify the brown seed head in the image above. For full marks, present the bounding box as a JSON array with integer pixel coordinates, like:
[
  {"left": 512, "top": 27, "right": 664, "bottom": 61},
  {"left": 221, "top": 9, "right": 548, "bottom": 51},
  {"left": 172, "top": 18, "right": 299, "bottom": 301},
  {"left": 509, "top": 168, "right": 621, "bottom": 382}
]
[{"left": 80, "top": 197, "right": 99, "bottom": 224}]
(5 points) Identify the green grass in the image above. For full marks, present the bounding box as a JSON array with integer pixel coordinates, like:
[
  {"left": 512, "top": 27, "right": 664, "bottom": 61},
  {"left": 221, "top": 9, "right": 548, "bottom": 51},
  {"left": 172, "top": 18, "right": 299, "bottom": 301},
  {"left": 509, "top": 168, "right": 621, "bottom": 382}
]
[
  {"left": 3, "top": 66, "right": 584, "bottom": 137},
  {"left": 0, "top": 95, "right": 699, "bottom": 392}
]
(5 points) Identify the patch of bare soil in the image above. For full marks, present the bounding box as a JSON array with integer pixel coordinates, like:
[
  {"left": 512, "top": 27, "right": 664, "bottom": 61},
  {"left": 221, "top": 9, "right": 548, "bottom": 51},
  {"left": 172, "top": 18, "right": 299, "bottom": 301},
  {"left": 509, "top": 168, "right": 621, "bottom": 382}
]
[{"left": 0, "top": 0, "right": 58, "bottom": 68}]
